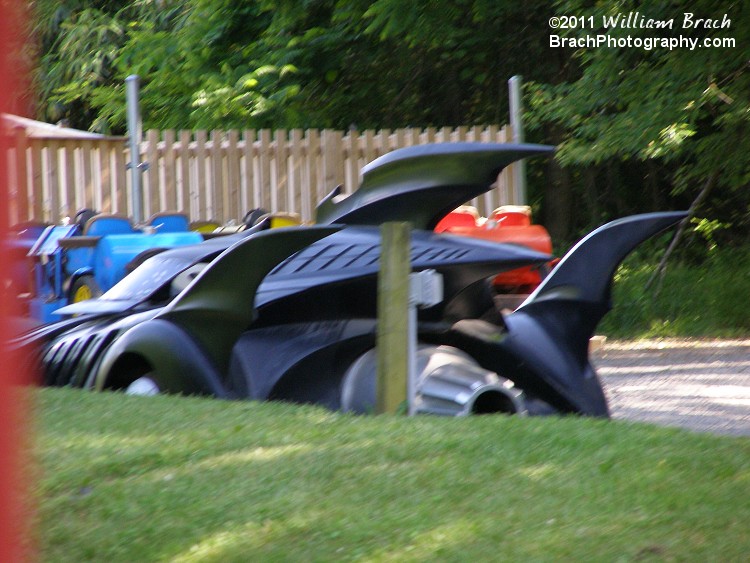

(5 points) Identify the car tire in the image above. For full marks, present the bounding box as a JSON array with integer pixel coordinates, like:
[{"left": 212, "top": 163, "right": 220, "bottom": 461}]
[
  {"left": 69, "top": 275, "right": 102, "bottom": 303},
  {"left": 242, "top": 208, "right": 269, "bottom": 227},
  {"left": 125, "top": 375, "right": 161, "bottom": 396}
]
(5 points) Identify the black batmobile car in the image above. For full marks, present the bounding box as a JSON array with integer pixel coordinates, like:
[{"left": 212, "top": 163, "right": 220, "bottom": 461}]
[{"left": 16, "top": 143, "right": 686, "bottom": 417}]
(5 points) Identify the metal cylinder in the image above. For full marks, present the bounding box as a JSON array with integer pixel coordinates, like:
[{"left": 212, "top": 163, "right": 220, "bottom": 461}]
[
  {"left": 509, "top": 75, "right": 526, "bottom": 205},
  {"left": 126, "top": 75, "right": 143, "bottom": 223},
  {"left": 341, "top": 345, "right": 527, "bottom": 416}
]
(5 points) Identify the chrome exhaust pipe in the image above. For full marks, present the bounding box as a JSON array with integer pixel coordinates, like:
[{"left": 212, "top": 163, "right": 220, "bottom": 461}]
[
  {"left": 416, "top": 365, "right": 526, "bottom": 416},
  {"left": 341, "top": 345, "right": 527, "bottom": 416}
]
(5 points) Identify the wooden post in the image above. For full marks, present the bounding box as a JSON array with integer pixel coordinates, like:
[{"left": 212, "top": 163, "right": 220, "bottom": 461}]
[
  {"left": 163, "top": 129, "right": 177, "bottom": 211},
  {"left": 305, "top": 129, "right": 321, "bottom": 208},
  {"left": 195, "top": 130, "right": 208, "bottom": 219},
  {"left": 81, "top": 139, "right": 94, "bottom": 210},
  {"left": 289, "top": 128, "right": 302, "bottom": 214},
  {"left": 322, "top": 129, "right": 343, "bottom": 196},
  {"left": 272, "top": 129, "right": 286, "bottom": 213},
  {"left": 13, "top": 128, "right": 28, "bottom": 223},
  {"left": 47, "top": 140, "right": 60, "bottom": 223},
  {"left": 226, "top": 129, "right": 240, "bottom": 219},
  {"left": 178, "top": 130, "right": 191, "bottom": 215},
  {"left": 241, "top": 129, "right": 256, "bottom": 214},
  {"left": 344, "top": 130, "right": 358, "bottom": 193},
  {"left": 210, "top": 130, "right": 223, "bottom": 221},
  {"left": 258, "top": 129, "right": 272, "bottom": 212},
  {"left": 114, "top": 139, "right": 127, "bottom": 215},
  {"left": 146, "top": 129, "right": 160, "bottom": 219},
  {"left": 63, "top": 140, "right": 76, "bottom": 215},
  {"left": 376, "top": 221, "right": 411, "bottom": 414}
]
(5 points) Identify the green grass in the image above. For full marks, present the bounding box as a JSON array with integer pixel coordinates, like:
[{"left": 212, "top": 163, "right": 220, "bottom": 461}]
[
  {"left": 600, "top": 246, "right": 750, "bottom": 338},
  {"left": 35, "top": 388, "right": 749, "bottom": 562}
]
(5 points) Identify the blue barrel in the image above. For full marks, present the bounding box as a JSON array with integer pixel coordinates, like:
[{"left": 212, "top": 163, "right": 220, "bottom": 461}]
[{"left": 92, "top": 231, "right": 203, "bottom": 291}]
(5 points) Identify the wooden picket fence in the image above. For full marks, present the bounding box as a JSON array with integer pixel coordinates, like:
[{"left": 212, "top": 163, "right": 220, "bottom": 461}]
[{"left": 9, "top": 125, "right": 518, "bottom": 226}]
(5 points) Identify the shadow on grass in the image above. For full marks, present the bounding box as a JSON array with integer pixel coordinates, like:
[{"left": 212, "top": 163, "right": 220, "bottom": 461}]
[{"left": 37, "top": 388, "right": 750, "bottom": 562}]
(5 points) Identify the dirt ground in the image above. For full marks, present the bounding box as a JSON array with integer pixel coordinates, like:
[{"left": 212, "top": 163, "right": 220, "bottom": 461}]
[{"left": 592, "top": 339, "right": 750, "bottom": 437}]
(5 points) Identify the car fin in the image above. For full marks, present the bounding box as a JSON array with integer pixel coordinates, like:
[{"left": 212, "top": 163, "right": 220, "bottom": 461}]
[
  {"left": 156, "top": 225, "right": 340, "bottom": 374},
  {"left": 511, "top": 211, "right": 688, "bottom": 363},
  {"left": 315, "top": 142, "right": 553, "bottom": 229}
]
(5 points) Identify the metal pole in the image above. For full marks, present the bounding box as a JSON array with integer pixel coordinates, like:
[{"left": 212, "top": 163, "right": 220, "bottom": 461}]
[
  {"left": 126, "top": 75, "right": 143, "bottom": 223},
  {"left": 509, "top": 75, "right": 526, "bottom": 205},
  {"left": 407, "top": 302, "right": 417, "bottom": 416},
  {"left": 407, "top": 269, "right": 443, "bottom": 416}
]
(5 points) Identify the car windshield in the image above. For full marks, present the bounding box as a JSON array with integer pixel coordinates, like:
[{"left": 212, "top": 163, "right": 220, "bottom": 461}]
[{"left": 101, "top": 256, "right": 201, "bottom": 302}]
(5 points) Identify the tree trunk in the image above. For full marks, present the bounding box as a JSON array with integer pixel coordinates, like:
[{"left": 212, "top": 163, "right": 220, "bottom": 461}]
[
  {"left": 543, "top": 125, "right": 573, "bottom": 242},
  {"left": 584, "top": 165, "right": 600, "bottom": 222},
  {"left": 646, "top": 170, "right": 719, "bottom": 292}
]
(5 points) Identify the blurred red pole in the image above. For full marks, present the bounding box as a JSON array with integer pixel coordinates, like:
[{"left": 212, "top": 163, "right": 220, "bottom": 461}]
[{"left": 1, "top": 2, "right": 34, "bottom": 561}]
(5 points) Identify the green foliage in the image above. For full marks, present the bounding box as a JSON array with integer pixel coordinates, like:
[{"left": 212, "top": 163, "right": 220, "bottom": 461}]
[
  {"left": 601, "top": 245, "right": 750, "bottom": 338},
  {"left": 539, "top": 1, "right": 749, "bottom": 244},
  {"left": 32, "top": 0, "right": 562, "bottom": 133},
  {"left": 691, "top": 216, "right": 731, "bottom": 252},
  {"left": 37, "top": 387, "right": 750, "bottom": 561},
  {"left": 527, "top": 0, "right": 750, "bottom": 208},
  {"left": 28, "top": 0, "right": 750, "bottom": 245}
]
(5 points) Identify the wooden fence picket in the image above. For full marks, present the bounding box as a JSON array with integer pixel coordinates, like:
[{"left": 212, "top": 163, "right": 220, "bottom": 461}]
[
  {"left": 114, "top": 139, "right": 127, "bottom": 216},
  {"left": 8, "top": 125, "right": 517, "bottom": 226}
]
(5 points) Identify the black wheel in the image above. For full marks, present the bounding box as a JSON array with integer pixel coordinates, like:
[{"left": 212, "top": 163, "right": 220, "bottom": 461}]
[
  {"left": 69, "top": 275, "right": 102, "bottom": 303},
  {"left": 242, "top": 208, "right": 269, "bottom": 227},
  {"left": 97, "top": 355, "right": 157, "bottom": 393},
  {"left": 73, "top": 208, "right": 98, "bottom": 229}
]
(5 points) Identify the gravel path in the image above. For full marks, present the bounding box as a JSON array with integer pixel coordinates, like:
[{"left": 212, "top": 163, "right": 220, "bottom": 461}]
[{"left": 592, "top": 339, "right": 750, "bottom": 437}]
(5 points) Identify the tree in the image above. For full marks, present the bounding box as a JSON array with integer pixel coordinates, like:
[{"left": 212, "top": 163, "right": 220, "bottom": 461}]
[
  {"left": 31, "top": 0, "right": 562, "bottom": 132},
  {"left": 31, "top": 0, "right": 182, "bottom": 130},
  {"left": 30, "top": 0, "right": 748, "bottom": 246},
  {"left": 526, "top": 0, "right": 750, "bottom": 245}
]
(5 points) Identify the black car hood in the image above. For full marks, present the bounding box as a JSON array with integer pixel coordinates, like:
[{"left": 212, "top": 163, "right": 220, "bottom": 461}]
[
  {"left": 257, "top": 228, "right": 548, "bottom": 307},
  {"left": 55, "top": 227, "right": 550, "bottom": 317}
]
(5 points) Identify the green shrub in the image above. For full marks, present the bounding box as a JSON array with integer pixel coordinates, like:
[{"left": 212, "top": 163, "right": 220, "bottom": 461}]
[{"left": 600, "top": 245, "right": 750, "bottom": 338}]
